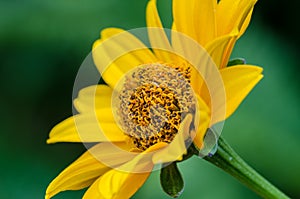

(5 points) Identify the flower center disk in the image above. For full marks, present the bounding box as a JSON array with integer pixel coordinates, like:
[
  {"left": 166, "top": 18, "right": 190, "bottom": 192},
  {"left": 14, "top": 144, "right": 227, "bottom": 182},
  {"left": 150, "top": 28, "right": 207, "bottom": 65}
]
[{"left": 112, "top": 63, "right": 196, "bottom": 151}]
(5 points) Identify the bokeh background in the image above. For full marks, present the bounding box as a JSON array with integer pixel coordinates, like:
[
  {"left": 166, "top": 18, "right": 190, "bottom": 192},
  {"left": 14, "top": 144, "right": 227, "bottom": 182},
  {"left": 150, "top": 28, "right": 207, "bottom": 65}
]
[{"left": 0, "top": 0, "right": 299, "bottom": 198}]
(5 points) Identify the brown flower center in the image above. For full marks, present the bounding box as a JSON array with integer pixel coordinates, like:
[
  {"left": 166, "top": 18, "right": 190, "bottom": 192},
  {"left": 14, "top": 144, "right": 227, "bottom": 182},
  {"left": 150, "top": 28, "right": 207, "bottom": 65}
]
[{"left": 113, "top": 63, "right": 195, "bottom": 151}]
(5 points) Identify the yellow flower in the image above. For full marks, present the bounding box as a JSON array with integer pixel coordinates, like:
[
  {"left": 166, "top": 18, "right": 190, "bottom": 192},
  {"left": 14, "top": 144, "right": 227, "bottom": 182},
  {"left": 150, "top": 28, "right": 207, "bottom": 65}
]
[{"left": 45, "top": 0, "right": 262, "bottom": 198}]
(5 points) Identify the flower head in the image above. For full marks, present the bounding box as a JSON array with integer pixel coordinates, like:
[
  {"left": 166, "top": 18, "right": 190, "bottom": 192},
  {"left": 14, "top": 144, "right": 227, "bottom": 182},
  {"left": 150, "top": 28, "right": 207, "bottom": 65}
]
[{"left": 46, "top": 0, "right": 263, "bottom": 198}]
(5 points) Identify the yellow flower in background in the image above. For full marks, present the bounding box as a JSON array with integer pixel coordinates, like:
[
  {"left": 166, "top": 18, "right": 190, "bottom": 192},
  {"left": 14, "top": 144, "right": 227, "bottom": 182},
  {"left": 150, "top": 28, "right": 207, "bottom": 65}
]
[{"left": 45, "top": 0, "right": 262, "bottom": 198}]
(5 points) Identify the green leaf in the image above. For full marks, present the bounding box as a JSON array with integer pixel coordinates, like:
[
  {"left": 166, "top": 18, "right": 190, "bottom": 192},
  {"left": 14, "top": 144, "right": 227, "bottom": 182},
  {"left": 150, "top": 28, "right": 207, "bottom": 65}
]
[
  {"left": 160, "top": 162, "right": 184, "bottom": 198},
  {"left": 227, "top": 58, "right": 246, "bottom": 66}
]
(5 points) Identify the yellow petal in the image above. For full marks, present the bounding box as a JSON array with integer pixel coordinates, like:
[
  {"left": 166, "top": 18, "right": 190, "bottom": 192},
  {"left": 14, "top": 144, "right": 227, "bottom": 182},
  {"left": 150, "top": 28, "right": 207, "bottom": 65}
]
[
  {"left": 216, "top": 0, "right": 257, "bottom": 38},
  {"left": 220, "top": 65, "right": 263, "bottom": 119},
  {"left": 92, "top": 28, "right": 157, "bottom": 88},
  {"left": 45, "top": 142, "right": 133, "bottom": 199},
  {"left": 238, "top": 7, "right": 254, "bottom": 39},
  {"left": 172, "top": 0, "right": 198, "bottom": 43},
  {"left": 47, "top": 113, "right": 126, "bottom": 144},
  {"left": 100, "top": 28, "right": 156, "bottom": 64},
  {"left": 73, "top": 85, "right": 112, "bottom": 114},
  {"left": 83, "top": 169, "right": 151, "bottom": 199},
  {"left": 193, "top": 0, "right": 217, "bottom": 45},
  {"left": 173, "top": 0, "right": 216, "bottom": 46},
  {"left": 170, "top": 27, "right": 213, "bottom": 96},
  {"left": 192, "top": 96, "right": 211, "bottom": 150},
  {"left": 83, "top": 142, "right": 167, "bottom": 199},
  {"left": 152, "top": 114, "right": 193, "bottom": 164},
  {"left": 146, "top": 0, "right": 174, "bottom": 62},
  {"left": 171, "top": 23, "right": 209, "bottom": 69},
  {"left": 205, "top": 29, "right": 239, "bottom": 68},
  {"left": 171, "top": 27, "right": 192, "bottom": 65},
  {"left": 118, "top": 142, "right": 168, "bottom": 173}
]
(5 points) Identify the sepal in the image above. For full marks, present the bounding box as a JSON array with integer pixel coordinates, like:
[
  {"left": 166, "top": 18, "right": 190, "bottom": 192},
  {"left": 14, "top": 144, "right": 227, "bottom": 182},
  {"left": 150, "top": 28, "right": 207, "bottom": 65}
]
[{"left": 160, "top": 162, "right": 184, "bottom": 198}]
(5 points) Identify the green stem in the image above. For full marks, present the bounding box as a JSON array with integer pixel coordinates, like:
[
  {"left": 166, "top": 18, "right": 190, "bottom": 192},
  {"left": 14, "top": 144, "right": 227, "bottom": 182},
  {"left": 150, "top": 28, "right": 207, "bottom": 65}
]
[{"left": 204, "top": 136, "right": 290, "bottom": 199}]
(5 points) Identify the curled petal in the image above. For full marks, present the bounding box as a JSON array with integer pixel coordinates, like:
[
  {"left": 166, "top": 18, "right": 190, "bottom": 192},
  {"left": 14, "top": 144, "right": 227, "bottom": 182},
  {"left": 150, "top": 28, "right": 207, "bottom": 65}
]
[
  {"left": 216, "top": 0, "right": 257, "bottom": 38},
  {"left": 205, "top": 29, "right": 239, "bottom": 68},
  {"left": 152, "top": 114, "right": 193, "bottom": 164},
  {"left": 192, "top": 96, "right": 211, "bottom": 150}
]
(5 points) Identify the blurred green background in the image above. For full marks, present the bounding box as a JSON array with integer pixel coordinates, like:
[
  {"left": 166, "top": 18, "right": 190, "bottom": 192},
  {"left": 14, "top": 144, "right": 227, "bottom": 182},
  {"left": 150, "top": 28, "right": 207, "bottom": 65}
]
[{"left": 0, "top": 0, "right": 299, "bottom": 198}]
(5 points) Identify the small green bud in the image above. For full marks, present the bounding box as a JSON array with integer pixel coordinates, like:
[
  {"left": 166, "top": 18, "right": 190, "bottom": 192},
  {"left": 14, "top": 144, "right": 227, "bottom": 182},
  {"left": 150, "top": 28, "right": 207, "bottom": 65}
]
[
  {"left": 227, "top": 58, "right": 246, "bottom": 66},
  {"left": 160, "top": 162, "right": 184, "bottom": 198}
]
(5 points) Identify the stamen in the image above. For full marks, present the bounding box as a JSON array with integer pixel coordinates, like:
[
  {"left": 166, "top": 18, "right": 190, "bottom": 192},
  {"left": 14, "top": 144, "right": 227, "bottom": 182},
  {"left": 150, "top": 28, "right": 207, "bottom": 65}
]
[{"left": 113, "top": 63, "right": 196, "bottom": 151}]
